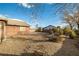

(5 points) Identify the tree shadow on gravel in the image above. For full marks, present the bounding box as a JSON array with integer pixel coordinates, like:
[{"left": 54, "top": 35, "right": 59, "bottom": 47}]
[{"left": 53, "top": 39, "right": 79, "bottom": 56}]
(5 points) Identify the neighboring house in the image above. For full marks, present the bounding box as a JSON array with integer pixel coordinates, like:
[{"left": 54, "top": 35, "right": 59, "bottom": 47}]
[
  {"left": 0, "top": 17, "right": 30, "bottom": 41},
  {"left": 43, "top": 25, "right": 55, "bottom": 30}
]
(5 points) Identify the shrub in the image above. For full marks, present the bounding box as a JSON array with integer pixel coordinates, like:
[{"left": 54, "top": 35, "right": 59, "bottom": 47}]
[
  {"left": 75, "top": 30, "right": 79, "bottom": 35},
  {"left": 63, "top": 27, "right": 71, "bottom": 36},
  {"left": 48, "top": 29, "right": 53, "bottom": 34},
  {"left": 59, "top": 29, "right": 64, "bottom": 35},
  {"left": 49, "top": 35, "right": 66, "bottom": 43},
  {"left": 52, "top": 26, "right": 63, "bottom": 35},
  {"left": 69, "top": 30, "right": 77, "bottom": 39},
  {"left": 63, "top": 27, "right": 77, "bottom": 39},
  {"left": 52, "top": 27, "right": 59, "bottom": 33},
  {"left": 49, "top": 35, "right": 57, "bottom": 41},
  {"left": 42, "top": 28, "right": 53, "bottom": 34},
  {"left": 35, "top": 27, "right": 42, "bottom": 32}
]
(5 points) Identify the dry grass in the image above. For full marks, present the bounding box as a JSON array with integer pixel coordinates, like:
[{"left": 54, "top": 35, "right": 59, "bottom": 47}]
[{"left": 0, "top": 32, "right": 78, "bottom": 56}]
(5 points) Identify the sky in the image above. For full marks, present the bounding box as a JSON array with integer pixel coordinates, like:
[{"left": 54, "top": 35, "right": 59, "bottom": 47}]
[{"left": 0, "top": 3, "right": 67, "bottom": 28}]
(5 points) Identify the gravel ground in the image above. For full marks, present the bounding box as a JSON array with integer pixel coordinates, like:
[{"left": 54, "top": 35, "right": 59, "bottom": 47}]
[{"left": 0, "top": 32, "right": 78, "bottom": 56}]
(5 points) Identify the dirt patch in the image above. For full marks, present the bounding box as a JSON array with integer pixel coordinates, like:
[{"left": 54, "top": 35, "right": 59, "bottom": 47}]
[{"left": 0, "top": 32, "right": 78, "bottom": 56}]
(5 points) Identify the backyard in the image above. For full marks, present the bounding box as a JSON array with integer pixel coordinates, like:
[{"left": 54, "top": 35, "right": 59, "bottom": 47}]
[{"left": 0, "top": 32, "right": 79, "bottom": 56}]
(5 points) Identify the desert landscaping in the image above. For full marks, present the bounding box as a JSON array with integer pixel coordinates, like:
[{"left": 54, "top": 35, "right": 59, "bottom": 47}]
[
  {"left": 0, "top": 31, "right": 78, "bottom": 56},
  {"left": 0, "top": 3, "right": 79, "bottom": 56}
]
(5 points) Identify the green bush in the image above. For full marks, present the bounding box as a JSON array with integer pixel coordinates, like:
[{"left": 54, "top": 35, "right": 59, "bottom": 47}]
[
  {"left": 52, "top": 27, "right": 59, "bottom": 33},
  {"left": 63, "top": 27, "right": 72, "bottom": 36},
  {"left": 63, "top": 27, "right": 77, "bottom": 39},
  {"left": 69, "top": 30, "right": 77, "bottom": 39},
  {"left": 75, "top": 30, "right": 79, "bottom": 35}
]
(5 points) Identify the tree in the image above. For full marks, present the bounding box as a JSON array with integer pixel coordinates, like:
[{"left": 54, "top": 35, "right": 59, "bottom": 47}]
[
  {"left": 35, "top": 27, "right": 42, "bottom": 32},
  {"left": 74, "top": 10, "right": 79, "bottom": 29},
  {"left": 63, "top": 11, "right": 74, "bottom": 30},
  {"left": 24, "top": 3, "right": 79, "bottom": 30},
  {"left": 63, "top": 10, "right": 79, "bottom": 30}
]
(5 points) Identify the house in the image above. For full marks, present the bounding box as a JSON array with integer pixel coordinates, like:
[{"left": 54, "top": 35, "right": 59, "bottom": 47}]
[
  {"left": 0, "top": 17, "right": 30, "bottom": 42},
  {"left": 43, "top": 25, "right": 55, "bottom": 30},
  {"left": 42, "top": 25, "right": 55, "bottom": 34}
]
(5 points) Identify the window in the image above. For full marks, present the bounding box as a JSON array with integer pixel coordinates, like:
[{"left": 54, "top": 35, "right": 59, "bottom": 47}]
[{"left": 20, "top": 27, "right": 26, "bottom": 31}]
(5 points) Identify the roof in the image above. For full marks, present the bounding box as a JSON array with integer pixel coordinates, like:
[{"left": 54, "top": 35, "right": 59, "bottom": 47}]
[
  {"left": 43, "top": 25, "right": 55, "bottom": 30},
  {"left": 0, "top": 17, "right": 30, "bottom": 27}
]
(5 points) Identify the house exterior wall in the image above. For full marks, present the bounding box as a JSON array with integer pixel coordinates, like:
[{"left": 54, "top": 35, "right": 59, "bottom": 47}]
[
  {"left": 0, "top": 20, "right": 30, "bottom": 42},
  {"left": 6, "top": 26, "right": 19, "bottom": 36},
  {"left": 18, "top": 26, "right": 30, "bottom": 35},
  {"left": 6, "top": 26, "right": 30, "bottom": 37},
  {"left": 25, "top": 27, "right": 30, "bottom": 32}
]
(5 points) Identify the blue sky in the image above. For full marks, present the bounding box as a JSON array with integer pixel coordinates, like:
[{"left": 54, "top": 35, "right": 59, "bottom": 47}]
[{"left": 0, "top": 3, "right": 66, "bottom": 28}]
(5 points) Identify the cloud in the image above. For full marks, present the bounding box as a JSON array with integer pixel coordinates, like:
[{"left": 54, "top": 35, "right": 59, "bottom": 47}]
[
  {"left": 19, "top": 3, "right": 34, "bottom": 8},
  {"left": 0, "top": 14, "right": 9, "bottom": 18}
]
